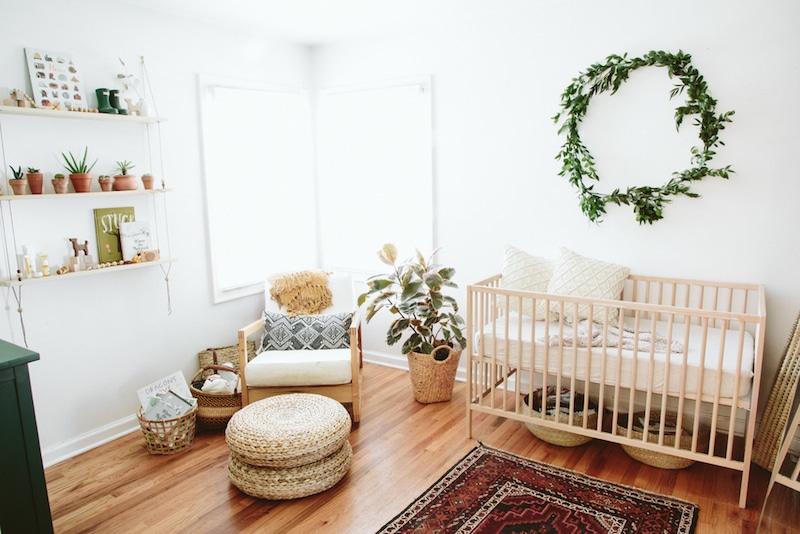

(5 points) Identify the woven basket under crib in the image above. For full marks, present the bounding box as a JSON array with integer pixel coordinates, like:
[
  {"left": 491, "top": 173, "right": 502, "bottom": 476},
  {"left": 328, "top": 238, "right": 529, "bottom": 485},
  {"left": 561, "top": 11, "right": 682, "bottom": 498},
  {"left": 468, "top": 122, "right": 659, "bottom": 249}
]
[
  {"left": 190, "top": 364, "right": 242, "bottom": 429},
  {"left": 407, "top": 347, "right": 462, "bottom": 404},
  {"left": 617, "top": 411, "right": 709, "bottom": 469},
  {"left": 137, "top": 404, "right": 197, "bottom": 455},
  {"left": 522, "top": 387, "right": 599, "bottom": 447}
]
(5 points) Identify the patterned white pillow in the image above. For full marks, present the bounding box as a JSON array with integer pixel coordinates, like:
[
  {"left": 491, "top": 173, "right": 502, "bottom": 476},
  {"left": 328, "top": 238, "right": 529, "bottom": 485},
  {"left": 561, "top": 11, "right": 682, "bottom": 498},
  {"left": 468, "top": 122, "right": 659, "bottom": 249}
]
[
  {"left": 547, "top": 248, "right": 630, "bottom": 324},
  {"left": 499, "top": 245, "right": 553, "bottom": 318},
  {"left": 260, "top": 311, "right": 352, "bottom": 351}
]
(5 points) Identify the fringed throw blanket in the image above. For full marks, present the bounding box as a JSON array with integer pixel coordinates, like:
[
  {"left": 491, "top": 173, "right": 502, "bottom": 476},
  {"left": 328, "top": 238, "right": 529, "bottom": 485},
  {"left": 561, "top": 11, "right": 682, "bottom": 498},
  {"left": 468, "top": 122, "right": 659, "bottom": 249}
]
[
  {"left": 540, "top": 319, "right": 684, "bottom": 354},
  {"left": 268, "top": 270, "right": 332, "bottom": 316}
]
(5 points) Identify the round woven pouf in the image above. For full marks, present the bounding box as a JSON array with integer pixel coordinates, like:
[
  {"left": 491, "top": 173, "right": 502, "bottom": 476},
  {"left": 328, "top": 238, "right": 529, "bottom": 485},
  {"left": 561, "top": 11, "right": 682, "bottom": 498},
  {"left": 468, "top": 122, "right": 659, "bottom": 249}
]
[
  {"left": 228, "top": 441, "right": 353, "bottom": 500},
  {"left": 225, "top": 393, "right": 352, "bottom": 499}
]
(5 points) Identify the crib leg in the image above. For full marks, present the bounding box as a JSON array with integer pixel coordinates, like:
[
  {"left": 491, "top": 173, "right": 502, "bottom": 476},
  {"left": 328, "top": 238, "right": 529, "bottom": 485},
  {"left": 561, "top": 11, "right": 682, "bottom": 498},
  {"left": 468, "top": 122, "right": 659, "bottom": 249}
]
[{"left": 740, "top": 467, "right": 751, "bottom": 509}]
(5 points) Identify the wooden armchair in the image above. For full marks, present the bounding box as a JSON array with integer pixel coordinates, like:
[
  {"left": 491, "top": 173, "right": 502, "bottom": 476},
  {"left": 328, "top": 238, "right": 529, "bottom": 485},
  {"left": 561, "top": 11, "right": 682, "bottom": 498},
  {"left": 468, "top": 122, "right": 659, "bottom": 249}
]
[{"left": 237, "top": 272, "right": 363, "bottom": 422}]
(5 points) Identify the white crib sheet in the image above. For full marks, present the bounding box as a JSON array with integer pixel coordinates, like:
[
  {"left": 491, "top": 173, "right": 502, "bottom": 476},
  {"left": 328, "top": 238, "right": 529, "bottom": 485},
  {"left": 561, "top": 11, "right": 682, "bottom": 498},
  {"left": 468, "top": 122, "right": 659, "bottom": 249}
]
[{"left": 475, "top": 313, "right": 754, "bottom": 399}]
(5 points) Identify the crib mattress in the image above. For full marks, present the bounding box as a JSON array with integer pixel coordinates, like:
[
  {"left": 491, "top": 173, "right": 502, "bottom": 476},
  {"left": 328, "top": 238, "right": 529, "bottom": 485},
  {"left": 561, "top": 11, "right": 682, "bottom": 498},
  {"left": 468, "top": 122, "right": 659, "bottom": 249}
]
[{"left": 474, "top": 313, "right": 754, "bottom": 399}]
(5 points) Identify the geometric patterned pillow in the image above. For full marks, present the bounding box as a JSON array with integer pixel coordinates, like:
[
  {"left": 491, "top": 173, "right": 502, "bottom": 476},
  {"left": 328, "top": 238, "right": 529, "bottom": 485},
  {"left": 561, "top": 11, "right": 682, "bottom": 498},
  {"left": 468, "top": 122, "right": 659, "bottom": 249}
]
[
  {"left": 499, "top": 245, "right": 554, "bottom": 318},
  {"left": 260, "top": 311, "right": 352, "bottom": 351},
  {"left": 547, "top": 248, "right": 630, "bottom": 325}
]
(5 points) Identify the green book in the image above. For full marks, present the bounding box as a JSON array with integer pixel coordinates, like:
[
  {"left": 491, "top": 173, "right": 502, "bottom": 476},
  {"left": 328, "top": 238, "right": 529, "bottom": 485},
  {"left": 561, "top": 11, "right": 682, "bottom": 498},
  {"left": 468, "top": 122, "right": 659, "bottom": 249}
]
[{"left": 94, "top": 207, "right": 135, "bottom": 263}]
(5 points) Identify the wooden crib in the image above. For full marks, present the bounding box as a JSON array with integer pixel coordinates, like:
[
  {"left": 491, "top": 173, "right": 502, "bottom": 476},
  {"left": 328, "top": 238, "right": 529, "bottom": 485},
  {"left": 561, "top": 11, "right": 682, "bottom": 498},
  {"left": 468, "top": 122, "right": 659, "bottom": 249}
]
[{"left": 466, "top": 273, "right": 766, "bottom": 508}]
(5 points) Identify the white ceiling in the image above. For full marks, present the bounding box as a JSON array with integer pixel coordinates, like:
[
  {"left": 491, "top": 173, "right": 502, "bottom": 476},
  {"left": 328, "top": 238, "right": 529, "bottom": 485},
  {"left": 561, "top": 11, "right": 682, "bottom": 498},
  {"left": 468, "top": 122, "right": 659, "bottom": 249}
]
[{"left": 121, "top": 0, "right": 489, "bottom": 46}]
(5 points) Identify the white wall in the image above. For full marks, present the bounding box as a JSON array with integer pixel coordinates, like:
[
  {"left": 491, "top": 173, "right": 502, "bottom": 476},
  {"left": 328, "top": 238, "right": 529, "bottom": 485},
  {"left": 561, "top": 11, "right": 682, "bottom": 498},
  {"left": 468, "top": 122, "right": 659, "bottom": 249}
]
[
  {"left": 312, "top": 0, "right": 800, "bottom": 413},
  {"left": 0, "top": 0, "right": 310, "bottom": 464},
  {"left": 1, "top": 0, "right": 798, "bottom": 463}
]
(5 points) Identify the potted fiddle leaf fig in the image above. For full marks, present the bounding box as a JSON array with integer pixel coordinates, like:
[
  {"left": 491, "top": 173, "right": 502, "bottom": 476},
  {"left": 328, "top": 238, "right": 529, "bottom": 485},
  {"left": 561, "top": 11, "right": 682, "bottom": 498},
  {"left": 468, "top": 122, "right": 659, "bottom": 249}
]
[
  {"left": 358, "top": 243, "right": 467, "bottom": 403},
  {"left": 112, "top": 160, "right": 138, "bottom": 191},
  {"left": 61, "top": 147, "right": 97, "bottom": 193}
]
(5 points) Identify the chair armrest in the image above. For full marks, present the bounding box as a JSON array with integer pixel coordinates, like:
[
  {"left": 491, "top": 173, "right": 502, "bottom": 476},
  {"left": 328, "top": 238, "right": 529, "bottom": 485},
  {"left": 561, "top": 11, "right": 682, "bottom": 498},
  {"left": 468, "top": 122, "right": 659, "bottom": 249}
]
[
  {"left": 238, "top": 319, "right": 264, "bottom": 368},
  {"left": 238, "top": 317, "right": 264, "bottom": 405}
]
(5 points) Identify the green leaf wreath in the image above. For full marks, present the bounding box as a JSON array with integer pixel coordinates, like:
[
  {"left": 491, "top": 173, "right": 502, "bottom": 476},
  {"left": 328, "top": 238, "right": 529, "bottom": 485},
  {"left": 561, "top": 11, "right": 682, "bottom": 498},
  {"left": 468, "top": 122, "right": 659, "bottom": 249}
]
[{"left": 553, "top": 50, "right": 735, "bottom": 225}]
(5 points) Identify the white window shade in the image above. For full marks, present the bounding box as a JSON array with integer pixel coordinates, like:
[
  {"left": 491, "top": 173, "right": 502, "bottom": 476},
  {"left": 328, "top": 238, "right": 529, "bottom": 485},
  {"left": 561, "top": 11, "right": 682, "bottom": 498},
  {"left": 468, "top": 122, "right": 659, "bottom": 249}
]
[
  {"left": 316, "top": 76, "right": 433, "bottom": 271},
  {"left": 199, "top": 75, "right": 316, "bottom": 302}
]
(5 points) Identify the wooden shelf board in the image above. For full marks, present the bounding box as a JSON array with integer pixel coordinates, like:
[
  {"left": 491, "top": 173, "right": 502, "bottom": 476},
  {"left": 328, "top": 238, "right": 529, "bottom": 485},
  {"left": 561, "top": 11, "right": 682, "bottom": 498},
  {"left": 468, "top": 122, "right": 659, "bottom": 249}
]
[
  {"left": 0, "top": 105, "right": 165, "bottom": 124},
  {"left": 0, "top": 188, "right": 172, "bottom": 201},
  {"left": 0, "top": 258, "right": 178, "bottom": 287}
]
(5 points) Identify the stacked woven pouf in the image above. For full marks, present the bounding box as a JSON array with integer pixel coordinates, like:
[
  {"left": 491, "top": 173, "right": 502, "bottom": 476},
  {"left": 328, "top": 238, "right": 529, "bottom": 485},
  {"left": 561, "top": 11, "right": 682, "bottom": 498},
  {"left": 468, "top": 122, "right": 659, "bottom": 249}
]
[{"left": 225, "top": 393, "right": 352, "bottom": 500}]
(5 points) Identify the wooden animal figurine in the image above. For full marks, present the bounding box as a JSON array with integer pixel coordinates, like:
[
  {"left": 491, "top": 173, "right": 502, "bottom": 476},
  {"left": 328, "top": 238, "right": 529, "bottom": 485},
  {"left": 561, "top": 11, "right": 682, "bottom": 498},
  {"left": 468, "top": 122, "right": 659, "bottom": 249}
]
[
  {"left": 68, "top": 238, "right": 95, "bottom": 271},
  {"left": 70, "top": 238, "right": 90, "bottom": 257},
  {"left": 124, "top": 98, "right": 143, "bottom": 116},
  {"left": 12, "top": 89, "right": 29, "bottom": 108}
]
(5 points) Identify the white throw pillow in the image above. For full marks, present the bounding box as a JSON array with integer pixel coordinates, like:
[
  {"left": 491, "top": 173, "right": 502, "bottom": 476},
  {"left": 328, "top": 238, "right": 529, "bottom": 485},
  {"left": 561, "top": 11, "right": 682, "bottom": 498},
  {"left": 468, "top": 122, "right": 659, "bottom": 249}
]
[
  {"left": 547, "top": 248, "right": 630, "bottom": 324},
  {"left": 499, "top": 245, "right": 553, "bottom": 318}
]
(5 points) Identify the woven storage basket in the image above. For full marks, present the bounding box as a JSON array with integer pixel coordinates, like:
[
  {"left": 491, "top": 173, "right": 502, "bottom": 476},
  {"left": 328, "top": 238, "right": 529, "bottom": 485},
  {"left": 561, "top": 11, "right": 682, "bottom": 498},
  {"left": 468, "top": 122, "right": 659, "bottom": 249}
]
[
  {"left": 617, "top": 411, "right": 709, "bottom": 469},
  {"left": 137, "top": 404, "right": 197, "bottom": 455},
  {"left": 190, "top": 364, "right": 242, "bottom": 429},
  {"left": 407, "top": 347, "right": 462, "bottom": 404},
  {"left": 198, "top": 341, "right": 256, "bottom": 379},
  {"left": 522, "top": 387, "right": 598, "bottom": 447}
]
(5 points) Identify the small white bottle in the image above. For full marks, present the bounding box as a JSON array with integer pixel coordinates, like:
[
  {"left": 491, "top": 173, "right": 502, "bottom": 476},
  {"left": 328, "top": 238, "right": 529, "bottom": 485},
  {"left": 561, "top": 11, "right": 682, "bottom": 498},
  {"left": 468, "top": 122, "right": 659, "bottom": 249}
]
[
  {"left": 22, "top": 245, "right": 36, "bottom": 279},
  {"left": 39, "top": 254, "right": 50, "bottom": 277}
]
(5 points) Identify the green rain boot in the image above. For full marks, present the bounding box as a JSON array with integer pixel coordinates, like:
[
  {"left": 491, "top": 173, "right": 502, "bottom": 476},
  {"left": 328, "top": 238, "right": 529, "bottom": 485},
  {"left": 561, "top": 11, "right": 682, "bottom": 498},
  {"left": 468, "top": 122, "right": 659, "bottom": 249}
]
[
  {"left": 109, "top": 89, "right": 127, "bottom": 115},
  {"left": 96, "top": 88, "right": 117, "bottom": 114}
]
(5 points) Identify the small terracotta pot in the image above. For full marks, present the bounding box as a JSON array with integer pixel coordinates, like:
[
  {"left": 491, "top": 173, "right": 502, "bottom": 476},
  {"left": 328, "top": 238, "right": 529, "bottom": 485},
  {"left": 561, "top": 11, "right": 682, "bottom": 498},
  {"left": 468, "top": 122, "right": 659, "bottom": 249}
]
[
  {"left": 98, "top": 177, "right": 114, "bottom": 192},
  {"left": 69, "top": 173, "right": 93, "bottom": 193},
  {"left": 10, "top": 179, "right": 28, "bottom": 195},
  {"left": 141, "top": 175, "right": 155, "bottom": 190},
  {"left": 26, "top": 173, "right": 44, "bottom": 194},
  {"left": 52, "top": 178, "right": 68, "bottom": 194},
  {"left": 113, "top": 174, "right": 138, "bottom": 191}
]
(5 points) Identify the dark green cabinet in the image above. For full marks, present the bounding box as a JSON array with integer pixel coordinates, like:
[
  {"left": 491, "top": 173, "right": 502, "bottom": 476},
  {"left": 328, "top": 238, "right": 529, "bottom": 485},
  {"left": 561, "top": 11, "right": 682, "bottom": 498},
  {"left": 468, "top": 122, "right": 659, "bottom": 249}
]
[{"left": 0, "top": 340, "right": 53, "bottom": 533}]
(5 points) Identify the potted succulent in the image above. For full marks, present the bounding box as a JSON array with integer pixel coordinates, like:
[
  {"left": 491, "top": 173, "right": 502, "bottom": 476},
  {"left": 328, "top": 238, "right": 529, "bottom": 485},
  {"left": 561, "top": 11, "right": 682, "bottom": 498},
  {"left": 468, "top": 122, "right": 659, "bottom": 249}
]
[
  {"left": 112, "top": 160, "right": 138, "bottom": 191},
  {"left": 26, "top": 167, "right": 44, "bottom": 194},
  {"left": 61, "top": 147, "right": 97, "bottom": 193},
  {"left": 98, "top": 175, "right": 114, "bottom": 192},
  {"left": 358, "top": 243, "right": 467, "bottom": 403},
  {"left": 8, "top": 166, "right": 27, "bottom": 195},
  {"left": 141, "top": 172, "right": 155, "bottom": 190},
  {"left": 52, "top": 173, "right": 68, "bottom": 194}
]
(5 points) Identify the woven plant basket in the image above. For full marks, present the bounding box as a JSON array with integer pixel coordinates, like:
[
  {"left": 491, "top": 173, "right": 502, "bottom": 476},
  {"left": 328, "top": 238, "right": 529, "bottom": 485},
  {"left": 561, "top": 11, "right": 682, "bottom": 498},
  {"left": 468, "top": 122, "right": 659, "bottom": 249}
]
[
  {"left": 753, "top": 309, "right": 800, "bottom": 470},
  {"left": 198, "top": 341, "right": 256, "bottom": 379},
  {"left": 407, "top": 346, "right": 462, "bottom": 404},
  {"left": 137, "top": 404, "right": 197, "bottom": 455},
  {"left": 617, "top": 411, "right": 709, "bottom": 469},
  {"left": 190, "top": 364, "right": 242, "bottom": 429},
  {"left": 522, "top": 387, "right": 598, "bottom": 447}
]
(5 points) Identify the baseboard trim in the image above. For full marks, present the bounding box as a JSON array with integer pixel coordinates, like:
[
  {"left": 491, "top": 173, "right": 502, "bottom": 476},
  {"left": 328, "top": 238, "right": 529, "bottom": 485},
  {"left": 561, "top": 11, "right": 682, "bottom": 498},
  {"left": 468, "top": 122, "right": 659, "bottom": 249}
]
[{"left": 42, "top": 415, "right": 140, "bottom": 468}]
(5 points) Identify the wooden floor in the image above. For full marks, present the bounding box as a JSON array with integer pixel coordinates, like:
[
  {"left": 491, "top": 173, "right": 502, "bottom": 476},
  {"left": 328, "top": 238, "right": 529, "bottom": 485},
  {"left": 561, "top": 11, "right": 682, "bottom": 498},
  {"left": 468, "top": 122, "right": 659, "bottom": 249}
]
[{"left": 45, "top": 363, "right": 797, "bottom": 533}]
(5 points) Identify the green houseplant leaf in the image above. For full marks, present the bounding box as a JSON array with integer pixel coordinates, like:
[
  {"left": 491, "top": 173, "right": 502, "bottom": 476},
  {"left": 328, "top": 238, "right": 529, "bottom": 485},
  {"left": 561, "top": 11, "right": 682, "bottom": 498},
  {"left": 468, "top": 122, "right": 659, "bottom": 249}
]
[{"left": 359, "top": 243, "right": 466, "bottom": 359}]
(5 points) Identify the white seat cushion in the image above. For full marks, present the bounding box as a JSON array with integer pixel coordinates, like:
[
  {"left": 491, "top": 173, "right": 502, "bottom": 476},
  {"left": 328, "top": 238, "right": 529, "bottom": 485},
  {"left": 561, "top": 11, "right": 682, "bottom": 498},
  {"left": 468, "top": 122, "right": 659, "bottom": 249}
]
[{"left": 245, "top": 348, "right": 352, "bottom": 387}]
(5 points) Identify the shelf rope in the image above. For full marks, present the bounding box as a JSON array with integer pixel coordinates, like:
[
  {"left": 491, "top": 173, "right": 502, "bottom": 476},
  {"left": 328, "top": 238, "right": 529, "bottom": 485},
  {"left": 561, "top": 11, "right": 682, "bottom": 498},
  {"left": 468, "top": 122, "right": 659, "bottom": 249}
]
[{"left": 10, "top": 286, "right": 28, "bottom": 347}]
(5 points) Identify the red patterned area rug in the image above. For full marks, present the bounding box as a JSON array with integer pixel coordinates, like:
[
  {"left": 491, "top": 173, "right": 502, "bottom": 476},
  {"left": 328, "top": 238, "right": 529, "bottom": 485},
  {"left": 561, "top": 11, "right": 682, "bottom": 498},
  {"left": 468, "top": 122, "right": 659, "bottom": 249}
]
[{"left": 377, "top": 444, "right": 698, "bottom": 534}]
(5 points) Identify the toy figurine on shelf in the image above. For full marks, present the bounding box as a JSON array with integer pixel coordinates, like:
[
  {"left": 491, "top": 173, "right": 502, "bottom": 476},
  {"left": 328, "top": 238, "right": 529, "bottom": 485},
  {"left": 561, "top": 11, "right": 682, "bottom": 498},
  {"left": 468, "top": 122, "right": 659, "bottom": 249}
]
[{"left": 68, "top": 237, "right": 94, "bottom": 272}]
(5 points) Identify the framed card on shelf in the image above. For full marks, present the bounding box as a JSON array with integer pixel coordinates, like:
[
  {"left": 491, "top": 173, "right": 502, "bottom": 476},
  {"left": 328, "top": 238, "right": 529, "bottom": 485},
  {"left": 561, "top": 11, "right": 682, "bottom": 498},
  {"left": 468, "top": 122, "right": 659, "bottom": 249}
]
[
  {"left": 94, "top": 207, "right": 135, "bottom": 263},
  {"left": 24, "top": 48, "right": 88, "bottom": 109}
]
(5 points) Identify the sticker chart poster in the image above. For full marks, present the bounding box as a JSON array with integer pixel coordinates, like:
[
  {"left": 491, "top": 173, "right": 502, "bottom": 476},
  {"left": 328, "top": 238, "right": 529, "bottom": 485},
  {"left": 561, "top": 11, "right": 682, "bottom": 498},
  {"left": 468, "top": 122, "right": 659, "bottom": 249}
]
[
  {"left": 25, "top": 48, "right": 88, "bottom": 109},
  {"left": 94, "top": 207, "right": 135, "bottom": 263}
]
